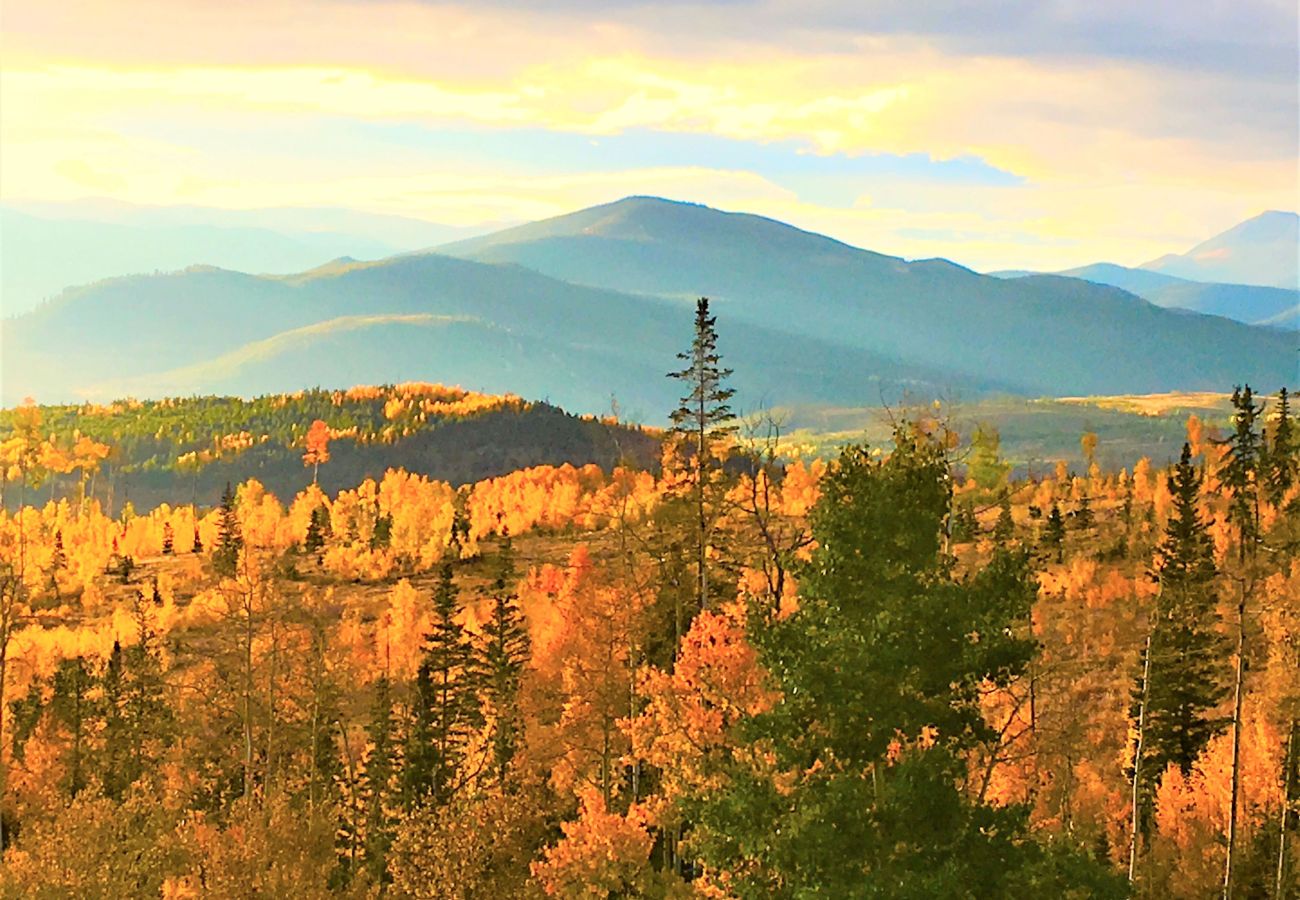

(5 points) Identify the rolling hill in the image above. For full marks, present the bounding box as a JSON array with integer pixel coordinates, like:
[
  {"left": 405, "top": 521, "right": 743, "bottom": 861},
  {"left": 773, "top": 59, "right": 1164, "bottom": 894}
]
[{"left": 3, "top": 197, "right": 1295, "bottom": 417}]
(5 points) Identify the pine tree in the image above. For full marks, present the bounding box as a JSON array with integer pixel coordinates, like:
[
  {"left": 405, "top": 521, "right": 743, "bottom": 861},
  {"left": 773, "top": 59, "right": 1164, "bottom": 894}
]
[
  {"left": 1264, "top": 386, "right": 1296, "bottom": 507},
  {"left": 48, "top": 656, "right": 94, "bottom": 797},
  {"left": 477, "top": 531, "right": 530, "bottom": 783},
  {"left": 404, "top": 563, "right": 480, "bottom": 806},
  {"left": 192, "top": 525, "right": 203, "bottom": 553},
  {"left": 1217, "top": 385, "right": 1264, "bottom": 895},
  {"left": 305, "top": 504, "right": 330, "bottom": 556},
  {"left": 1129, "top": 443, "right": 1227, "bottom": 832},
  {"left": 994, "top": 491, "right": 1015, "bottom": 543},
  {"left": 1074, "top": 493, "right": 1094, "bottom": 531},
  {"left": 359, "top": 675, "right": 399, "bottom": 884},
  {"left": 1042, "top": 502, "right": 1066, "bottom": 562},
  {"left": 1218, "top": 385, "right": 1263, "bottom": 557},
  {"left": 213, "top": 481, "right": 243, "bottom": 577},
  {"left": 668, "top": 297, "right": 736, "bottom": 611}
]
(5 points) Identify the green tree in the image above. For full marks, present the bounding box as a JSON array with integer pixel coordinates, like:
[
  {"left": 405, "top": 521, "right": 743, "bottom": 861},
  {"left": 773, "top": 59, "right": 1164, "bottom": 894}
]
[
  {"left": 1129, "top": 443, "right": 1227, "bottom": 831},
  {"left": 1264, "top": 385, "right": 1296, "bottom": 507},
  {"left": 403, "top": 563, "right": 480, "bottom": 807},
  {"left": 685, "top": 425, "right": 1122, "bottom": 897},
  {"left": 213, "top": 481, "right": 243, "bottom": 578},
  {"left": 1041, "top": 502, "right": 1066, "bottom": 562},
  {"left": 668, "top": 297, "right": 736, "bottom": 611},
  {"left": 1218, "top": 385, "right": 1263, "bottom": 557},
  {"left": 477, "top": 532, "right": 530, "bottom": 783},
  {"left": 968, "top": 424, "right": 1011, "bottom": 494},
  {"left": 357, "top": 675, "right": 399, "bottom": 885},
  {"left": 994, "top": 491, "right": 1015, "bottom": 543}
]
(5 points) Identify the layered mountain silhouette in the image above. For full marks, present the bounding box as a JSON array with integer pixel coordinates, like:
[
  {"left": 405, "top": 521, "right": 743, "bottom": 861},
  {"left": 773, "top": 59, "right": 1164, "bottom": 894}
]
[
  {"left": 0, "top": 204, "right": 493, "bottom": 318},
  {"left": 3, "top": 197, "right": 1295, "bottom": 417},
  {"left": 1141, "top": 211, "right": 1298, "bottom": 289},
  {"left": 992, "top": 261, "right": 1298, "bottom": 329}
]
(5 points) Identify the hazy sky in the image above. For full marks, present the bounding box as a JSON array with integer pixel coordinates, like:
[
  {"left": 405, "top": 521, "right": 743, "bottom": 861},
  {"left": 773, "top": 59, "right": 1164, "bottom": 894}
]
[{"left": 1, "top": 0, "right": 1296, "bottom": 271}]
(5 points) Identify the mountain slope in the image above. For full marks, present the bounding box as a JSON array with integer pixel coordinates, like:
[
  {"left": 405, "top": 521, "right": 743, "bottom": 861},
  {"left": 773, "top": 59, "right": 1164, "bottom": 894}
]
[
  {"left": 4, "top": 197, "right": 1294, "bottom": 415},
  {"left": 1141, "top": 211, "right": 1298, "bottom": 289},
  {"left": 991, "top": 262, "right": 1298, "bottom": 328},
  {"left": 0, "top": 209, "right": 406, "bottom": 318},
  {"left": 1, "top": 252, "right": 970, "bottom": 417},
  {"left": 440, "top": 197, "right": 1295, "bottom": 393}
]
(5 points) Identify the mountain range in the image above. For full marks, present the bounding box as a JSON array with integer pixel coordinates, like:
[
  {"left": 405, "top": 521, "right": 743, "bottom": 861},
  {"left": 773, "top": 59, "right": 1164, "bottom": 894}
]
[
  {"left": 0, "top": 203, "right": 498, "bottom": 318},
  {"left": 2, "top": 197, "right": 1295, "bottom": 419},
  {"left": 992, "top": 212, "right": 1298, "bottom": 329},
  {"left": 1141, "top": 210, "right": 1297, "bottom": 289}
]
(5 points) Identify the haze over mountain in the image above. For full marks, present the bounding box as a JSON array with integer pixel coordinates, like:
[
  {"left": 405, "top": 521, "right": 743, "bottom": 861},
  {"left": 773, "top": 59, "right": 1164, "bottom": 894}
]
[
  {"left": 0, "top": 203, "right": 495, "bottom": 318},
  {"left": 1140, "top": 211, "right": 1298, "bottom": 289},
  {"left": 990, "top": 261, "right": 1299, "bottom": 329},
  {"left": 3, "top": 197, "right": 1294, "bottom": 418}
]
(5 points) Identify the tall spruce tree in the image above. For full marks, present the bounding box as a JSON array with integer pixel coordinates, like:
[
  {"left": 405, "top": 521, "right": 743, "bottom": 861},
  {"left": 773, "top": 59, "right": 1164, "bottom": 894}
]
[
  {"left": 213, "top": 481, "right": 243, "bottom": 577},
  {"left": 669, "top": 297, "right": 735, "bottom": 611},
  {"left": 404, "top": 563, "right": 480, "bottom": 806},
  {"left": 1217, "top": 385, "right": 1264, "bottom": 896},
  {"left": 359, "top": 675, "right": 399, "bottom": 884},
  {"left": 1129, "top": 443, "right": 1227, "bottom": 832},
  {"left": 1219, "top": 385, "right": 1264, "bottom": 558},
  {"left": 477, "top": 531, "right": 530, "bottom": 783},
  {"left": 1264, "top": 386, "right": 1296, "bottom": 507}
]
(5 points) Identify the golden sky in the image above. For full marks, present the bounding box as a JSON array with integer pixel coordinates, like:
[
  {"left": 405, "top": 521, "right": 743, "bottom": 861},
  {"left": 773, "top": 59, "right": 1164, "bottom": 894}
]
[{"left": 1, "top": 0, "right": 1296, "bottom": 271}]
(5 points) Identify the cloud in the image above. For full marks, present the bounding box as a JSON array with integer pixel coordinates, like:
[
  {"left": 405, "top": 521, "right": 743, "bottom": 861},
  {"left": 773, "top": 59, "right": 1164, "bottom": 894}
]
[{"left": 0, "top": 0, "right": 1294, "bottom": 273}]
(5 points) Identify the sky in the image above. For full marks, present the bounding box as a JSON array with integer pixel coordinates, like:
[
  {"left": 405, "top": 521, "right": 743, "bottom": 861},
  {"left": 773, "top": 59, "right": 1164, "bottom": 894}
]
[{"left": 1, "top": 0, "right": 1296, "bottom": 272}]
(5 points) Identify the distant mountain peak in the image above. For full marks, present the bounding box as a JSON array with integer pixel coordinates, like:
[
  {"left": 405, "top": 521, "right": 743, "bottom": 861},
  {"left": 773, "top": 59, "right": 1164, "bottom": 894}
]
[{"left": 1140, "top": 210, "right": 1298, "bottom": 289}]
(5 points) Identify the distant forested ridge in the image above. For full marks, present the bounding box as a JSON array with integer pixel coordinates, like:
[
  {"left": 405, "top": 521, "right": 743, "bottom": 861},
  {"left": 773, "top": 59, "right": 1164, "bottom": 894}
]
[{"left": 0, "top": 383, "right": 659, "bottom": 513}]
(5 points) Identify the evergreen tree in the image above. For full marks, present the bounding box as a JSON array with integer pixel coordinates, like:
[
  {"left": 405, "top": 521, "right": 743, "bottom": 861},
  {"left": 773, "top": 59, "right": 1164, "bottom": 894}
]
[
  {"left": 305, "top": 504, "right": 330, "bottom": 555},
  {"left": 968, "top": 424, "right": 1011, "bottom": 494},
  {"left": 359, "top": 675, "right": 399, "bottom": 884},
  {"left": 403, "top": 563, "right": 480, "bottom": 806},
  {"left": 1074, "top": 493, "right": 1094, "bottom": 531},
  {"left": 1042, "top": 502, "right": 1066, "bottom": 562},
  {"left": 1218, "top": 385, "right": 1263, "bottom": 557},
  {"left": 994, "top": 491, "right": 1015, "bottom": 543},
  {"left": 668, "top": 297, "right": 736, "bottom": 611},
  {"left": 477, "top": 531, "right": 530, "bottom": 783},
  {"left": 1264, "top": 385, "right": 1296, "bottom": 507},
  {"left": 192, "top": 524, "right": 203, "bottom": 553},
  {"left": 1130, "top": 443, "right": 1227, "bottom": 829},
  {"left": 213, "top": 481, "right": 243, "bottom": 577},
  {"left": 685, "top": 424, "right": 1122, "bottom": 895},
  {"left": 48, "top": 656, "right": 95, "bottom": 797}
]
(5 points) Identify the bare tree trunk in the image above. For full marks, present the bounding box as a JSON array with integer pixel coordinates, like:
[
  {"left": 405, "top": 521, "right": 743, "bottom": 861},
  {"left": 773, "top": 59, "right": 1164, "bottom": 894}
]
[
  {"left": 1224, "top": 590, "right": 1247, "bottom": 900},
  {"left": 1130, "top": 631, "right": 1153, "bottom": 883}
]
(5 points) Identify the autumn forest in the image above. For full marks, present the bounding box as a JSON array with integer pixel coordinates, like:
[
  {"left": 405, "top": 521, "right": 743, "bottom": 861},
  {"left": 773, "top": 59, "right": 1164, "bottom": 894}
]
[{"left": 0, "top": 296, "right": 1293, "bottom": 899}]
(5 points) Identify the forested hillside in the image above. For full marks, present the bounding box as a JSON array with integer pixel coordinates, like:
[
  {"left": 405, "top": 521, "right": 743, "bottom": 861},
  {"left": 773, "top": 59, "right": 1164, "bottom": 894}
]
[
  {"left": 0, "top": 384, "right": 659, "bottom": 513},
  {"left": 0, "top": 303, "right": 1296, "bottom": 897}
]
